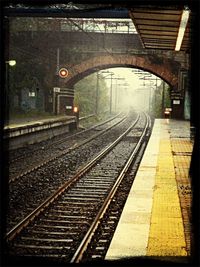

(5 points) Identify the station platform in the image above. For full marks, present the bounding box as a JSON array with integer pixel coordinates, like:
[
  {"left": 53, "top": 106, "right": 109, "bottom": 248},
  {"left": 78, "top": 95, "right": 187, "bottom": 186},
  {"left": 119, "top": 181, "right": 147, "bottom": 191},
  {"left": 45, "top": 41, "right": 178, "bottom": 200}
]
[
  {"left": 106, "top": 119, "right": 193, "bottom": 261},
  {"left": 3, "top": 115, "right": 76, "bottom": 130},
  {"left": 3, "top": 115, "right": 77, "bottom": 150}
]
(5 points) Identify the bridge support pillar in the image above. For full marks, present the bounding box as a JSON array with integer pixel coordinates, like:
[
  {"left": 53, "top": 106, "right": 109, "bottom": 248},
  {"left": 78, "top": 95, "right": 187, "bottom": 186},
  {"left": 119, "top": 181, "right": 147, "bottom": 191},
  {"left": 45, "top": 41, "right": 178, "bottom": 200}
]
[
  {"left": 170, "top": 69, "right": 189, "bottom": 120},
  {"left": 171, "top": 100, "right": 184, "bottom": 119},
  {"left": 52, "top": 87, "right": 74, "bottom": 115}
]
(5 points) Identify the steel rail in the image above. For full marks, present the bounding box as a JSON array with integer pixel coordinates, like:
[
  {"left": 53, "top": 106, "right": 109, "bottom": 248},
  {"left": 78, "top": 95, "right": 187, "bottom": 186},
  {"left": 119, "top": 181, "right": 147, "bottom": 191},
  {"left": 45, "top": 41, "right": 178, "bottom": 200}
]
[
  {"left": 9, "top": 113, "right": 127, "bottom": 183},
  {"left": 45, "top": 112, "right": 126, "bottom": 147},
  {"left": 70, "top": 112, "right": 150, "bottom": 262},
  {"left": 9, "top": 112, "right": 124, "bottom": 164},
  {"left": 6, "top": 113, "right": 140, "bottom": 241}
]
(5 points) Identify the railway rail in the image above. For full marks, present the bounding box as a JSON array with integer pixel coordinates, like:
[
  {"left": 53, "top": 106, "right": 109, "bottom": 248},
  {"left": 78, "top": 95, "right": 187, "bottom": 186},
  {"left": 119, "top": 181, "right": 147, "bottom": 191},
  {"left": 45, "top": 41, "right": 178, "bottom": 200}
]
[
  {"left": 9, "top": 113, "right": 123, "bottom": 163},
  {"left": 7, "top": 111, "right": 139, "bottom": 232},
  {"left": 6, "top": 112, "right": 151, "bottom": 263},
  {"left": 7, "top": 111, "right": 138, "bottom": 231},
  {"left": 9, "top": 113, "right": 127, "bottom": 182}
]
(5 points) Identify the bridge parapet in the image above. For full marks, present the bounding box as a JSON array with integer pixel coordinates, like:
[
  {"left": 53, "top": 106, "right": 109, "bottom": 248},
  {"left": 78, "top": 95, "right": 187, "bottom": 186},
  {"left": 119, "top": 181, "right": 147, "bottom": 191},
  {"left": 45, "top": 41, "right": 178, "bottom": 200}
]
[{"left": 11, "top": 31, "right": 189, "bottom": 70}]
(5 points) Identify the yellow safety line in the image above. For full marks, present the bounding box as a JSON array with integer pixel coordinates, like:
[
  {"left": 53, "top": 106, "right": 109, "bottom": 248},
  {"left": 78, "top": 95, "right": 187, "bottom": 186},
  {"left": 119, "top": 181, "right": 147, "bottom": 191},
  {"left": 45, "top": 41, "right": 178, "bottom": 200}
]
[{"left": 147, "top": 139, "right": 187, "bottom": 256}]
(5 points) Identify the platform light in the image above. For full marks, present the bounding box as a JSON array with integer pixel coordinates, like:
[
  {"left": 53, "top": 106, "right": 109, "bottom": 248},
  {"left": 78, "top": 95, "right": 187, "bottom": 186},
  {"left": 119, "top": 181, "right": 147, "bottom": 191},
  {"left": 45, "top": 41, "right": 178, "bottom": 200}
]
[
  {"left": 175, "top": 8, "right": 190, "bottom": 51},
  {"left": 6, "top": 60, "right": 16, "bottom": 66}
]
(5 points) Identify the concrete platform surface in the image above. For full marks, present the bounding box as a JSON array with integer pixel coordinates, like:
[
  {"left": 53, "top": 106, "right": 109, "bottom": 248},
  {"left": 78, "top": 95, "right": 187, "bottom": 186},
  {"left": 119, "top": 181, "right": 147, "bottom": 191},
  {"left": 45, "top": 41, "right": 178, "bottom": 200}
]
[
  {"left": 106, "top": 119, "right": 193, "bottom": 260},
  {"left": 3, "top": 115, "right": 77, "bottom": 150},
  {"left": 4, "top": 115, "right": 75, "bottom": 130}
]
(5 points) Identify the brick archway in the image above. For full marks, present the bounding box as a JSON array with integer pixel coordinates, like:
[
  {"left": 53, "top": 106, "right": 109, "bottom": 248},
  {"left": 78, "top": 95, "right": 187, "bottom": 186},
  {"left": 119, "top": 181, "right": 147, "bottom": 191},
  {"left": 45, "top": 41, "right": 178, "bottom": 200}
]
[{"left": 63, "top": 54, "right": 179, "bottom": 89}]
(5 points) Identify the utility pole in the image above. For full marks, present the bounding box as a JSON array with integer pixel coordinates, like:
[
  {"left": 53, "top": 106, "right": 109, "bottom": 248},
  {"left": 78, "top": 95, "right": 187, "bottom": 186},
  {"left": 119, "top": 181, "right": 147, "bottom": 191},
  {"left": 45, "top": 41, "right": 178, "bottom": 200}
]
[
  {"left": 56, "top": 48, "right": 60, "bottom": 76},
  {"left": 149, "top": 87, "right": 151, "bottom": 113},
  {"left": 99, "top": 71, "right": 125, "bottom": 115},
  {"left": 162, "top": 82, "right": 165, "bottom": 117},
  {"left": 96, "top": 72, "right": 100, "bottom": 115},
  {"left": 115, "top": 80, "right": 118, "bottom": 112},
  {"left": 99, "top": 71, "right": 114, "bottom": 115},
  {"left": 110, "top": 74, "right": 113, "bottom": 114}
]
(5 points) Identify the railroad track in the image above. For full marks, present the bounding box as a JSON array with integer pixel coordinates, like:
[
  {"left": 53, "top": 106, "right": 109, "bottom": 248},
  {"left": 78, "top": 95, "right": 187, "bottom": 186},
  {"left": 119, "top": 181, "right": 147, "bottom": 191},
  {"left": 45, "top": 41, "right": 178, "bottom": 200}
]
[
  {"left": 9, "top": 113, "right": 127, "bottom": 182},
  {"left": 9, "top": 113, "right": 124, "bottom": 164},
  {"left": 7, "top": 111, "right": 137, "bottom": 232},
  {"left": 6, "top": 112, "right": 151, "bottom": 263}
]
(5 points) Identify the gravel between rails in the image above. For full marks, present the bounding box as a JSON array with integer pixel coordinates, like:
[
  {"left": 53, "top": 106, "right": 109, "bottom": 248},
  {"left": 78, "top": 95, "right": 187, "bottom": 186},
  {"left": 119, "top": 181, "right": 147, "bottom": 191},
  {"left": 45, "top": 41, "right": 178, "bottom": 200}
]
[
  {"left": 7, "top": 111, "right": 137, "bottom": 232},
  {"left": 9, "top": 114, "right": 125, "bottom": 179},
  {"left": 6, "top": 112, "right": 149, "bottom": 263}
]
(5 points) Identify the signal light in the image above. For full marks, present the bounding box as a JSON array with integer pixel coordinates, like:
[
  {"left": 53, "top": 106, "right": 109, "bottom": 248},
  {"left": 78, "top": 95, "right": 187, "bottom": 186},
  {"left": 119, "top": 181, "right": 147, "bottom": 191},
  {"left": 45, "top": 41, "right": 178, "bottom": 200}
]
[
  {"left": 73, "top": 106, "right": 78, "bottom": 113},
  {"left": 59, "top": 68, "right": 68, "bottom": 78}
]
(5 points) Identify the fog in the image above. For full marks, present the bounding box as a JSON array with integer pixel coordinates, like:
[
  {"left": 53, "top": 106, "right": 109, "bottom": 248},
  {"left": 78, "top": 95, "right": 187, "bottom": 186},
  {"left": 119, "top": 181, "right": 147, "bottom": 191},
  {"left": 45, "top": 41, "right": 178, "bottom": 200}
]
[{"left": 102, "top": 67, "right": 162, "bottom": 113}]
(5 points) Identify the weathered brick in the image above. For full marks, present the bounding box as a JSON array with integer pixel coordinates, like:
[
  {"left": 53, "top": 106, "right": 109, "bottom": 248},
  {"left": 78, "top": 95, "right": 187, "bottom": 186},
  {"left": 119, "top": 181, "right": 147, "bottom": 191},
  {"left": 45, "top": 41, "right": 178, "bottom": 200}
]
[{"left": 66, "top": 54, "right": 179, "bottom": 89}]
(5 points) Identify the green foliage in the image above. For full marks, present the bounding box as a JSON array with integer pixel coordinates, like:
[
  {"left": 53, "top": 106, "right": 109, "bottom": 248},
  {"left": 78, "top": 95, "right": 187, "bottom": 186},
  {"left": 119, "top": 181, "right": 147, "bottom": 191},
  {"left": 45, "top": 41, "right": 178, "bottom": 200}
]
[
  {"left": 74, "top": 73, "right": 109, "bottom": 117},
  {"left": 164, "top": 84, "right": 171, "bottom": 107},
  {"left": 7, "top": 46, "right": 47, "bottom": 114},
  {"left": 10, "top": 17, "right": 59, "bottom": 32},
  {"left": 151, "top": 81, "right": 171, "bottom": 118}
]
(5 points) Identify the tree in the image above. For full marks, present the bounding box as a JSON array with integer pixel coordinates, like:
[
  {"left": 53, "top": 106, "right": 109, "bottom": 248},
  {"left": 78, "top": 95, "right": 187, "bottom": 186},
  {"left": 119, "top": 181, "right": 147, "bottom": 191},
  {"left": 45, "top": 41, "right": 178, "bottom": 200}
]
[
  {"left": 74, "top": 73, "right": 109, "bottom": 116},
  {"left": 151, "top": 81, "right": 171, "bottom": 118}
]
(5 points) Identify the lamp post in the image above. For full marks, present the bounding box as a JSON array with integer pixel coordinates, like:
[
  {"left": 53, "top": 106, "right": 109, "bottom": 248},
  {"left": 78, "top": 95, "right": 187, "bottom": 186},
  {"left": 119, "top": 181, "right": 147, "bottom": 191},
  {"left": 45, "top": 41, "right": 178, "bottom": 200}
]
[
  {"left": 5, "top": 60, "right": 16, "bottom": 122},
  {"left": 6, "top": 60, "right": 16, "bottom": 67}
]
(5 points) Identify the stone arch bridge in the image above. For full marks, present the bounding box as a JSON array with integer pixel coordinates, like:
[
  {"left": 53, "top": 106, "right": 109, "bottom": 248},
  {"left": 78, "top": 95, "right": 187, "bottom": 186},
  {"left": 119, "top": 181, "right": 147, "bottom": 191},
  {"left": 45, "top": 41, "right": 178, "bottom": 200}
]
[
  {"left": 64, "top": 54, "right": 178, "bottom": 88},
  {"left": 11, "top": 31, "right": 190, "bottom": 118}
]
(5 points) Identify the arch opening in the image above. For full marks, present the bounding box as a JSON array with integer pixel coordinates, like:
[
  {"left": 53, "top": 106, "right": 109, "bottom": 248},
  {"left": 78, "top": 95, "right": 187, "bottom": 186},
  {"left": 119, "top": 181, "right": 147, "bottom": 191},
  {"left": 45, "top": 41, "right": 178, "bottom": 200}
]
[
  {"left": 64, "top": 54, "right": 179, "bottom": 90},
  {"left": 73, "top": 67, "right": 171, "bottom": 118}
]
